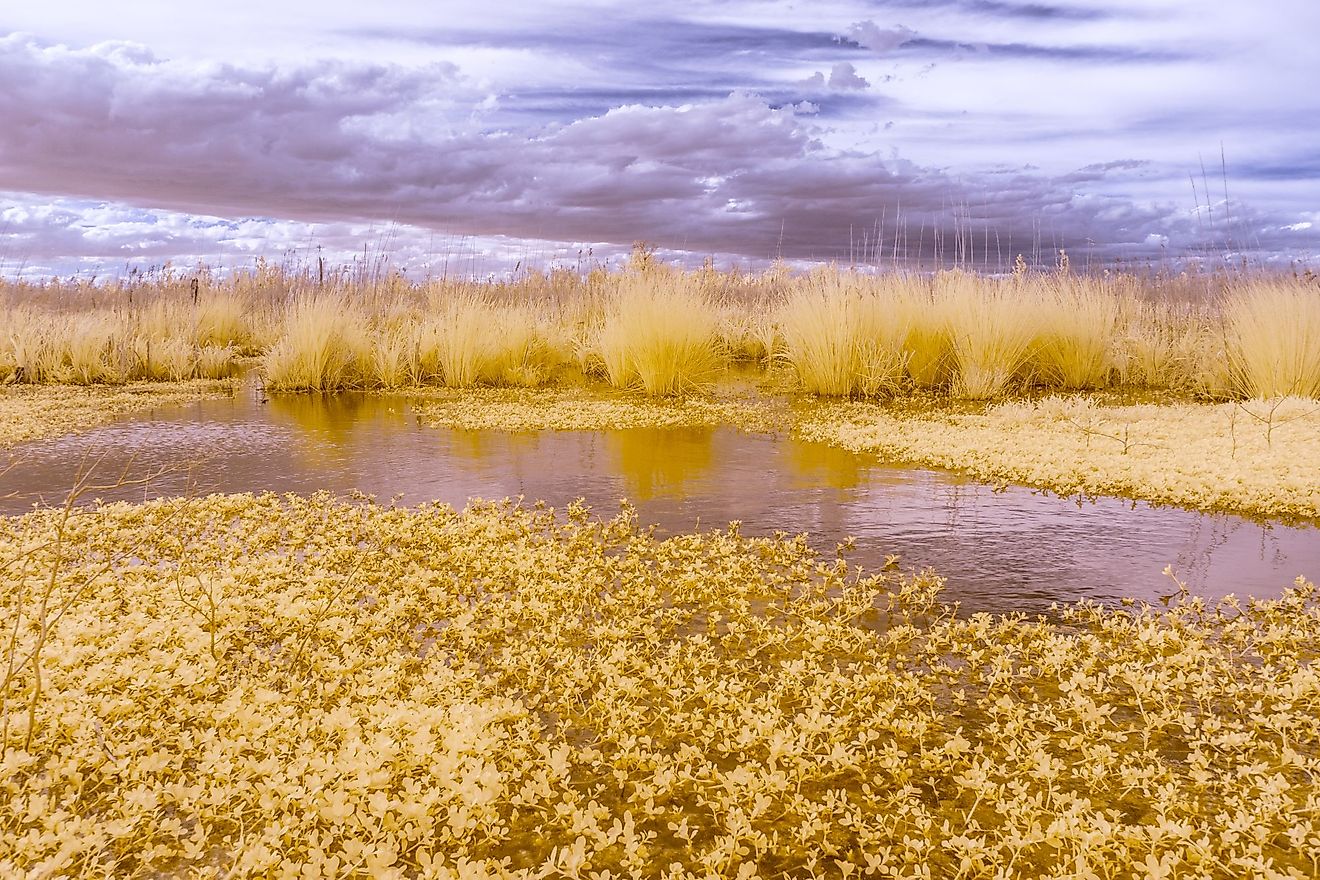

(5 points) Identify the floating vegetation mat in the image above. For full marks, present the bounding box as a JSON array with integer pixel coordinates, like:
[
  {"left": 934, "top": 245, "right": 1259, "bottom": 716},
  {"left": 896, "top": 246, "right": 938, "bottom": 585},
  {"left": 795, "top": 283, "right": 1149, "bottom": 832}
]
[
  {"left": 0, "top": 380, "right": 235, "bottom": 449},
  {"left": 2, "top": 493, "right": 1317, "bottom": 877},
  {"left": 412, "top": 386, "right": 788, "bottom": 435},
  {"left": 802, "top": 395, "right": 1320, "bottom": 522}
]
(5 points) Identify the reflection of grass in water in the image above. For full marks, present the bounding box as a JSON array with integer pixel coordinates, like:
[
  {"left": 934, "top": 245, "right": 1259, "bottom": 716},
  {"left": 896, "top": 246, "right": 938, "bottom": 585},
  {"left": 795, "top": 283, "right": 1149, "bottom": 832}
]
[
  {"left": 784, "top": 438, "right": 870, "bottom": 491},
  {"left": 607, "top": 427, "right": 715, "bottom": 501},
  {"left": 264, "top": 392, "right": 412, "bottom": 469},
  {"left": 443, "top": 427, "right": 546, "bottom": 480}
]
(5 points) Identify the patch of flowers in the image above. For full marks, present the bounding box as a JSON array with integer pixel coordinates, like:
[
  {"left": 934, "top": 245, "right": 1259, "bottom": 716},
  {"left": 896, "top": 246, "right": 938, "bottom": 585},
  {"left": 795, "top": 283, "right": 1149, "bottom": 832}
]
[{"left": 2, "top": 493, "right": 1317, "bottom": 877}]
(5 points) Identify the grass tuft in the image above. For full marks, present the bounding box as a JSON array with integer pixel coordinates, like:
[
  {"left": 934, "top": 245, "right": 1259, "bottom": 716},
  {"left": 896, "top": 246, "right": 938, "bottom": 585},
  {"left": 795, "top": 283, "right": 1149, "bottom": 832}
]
[
  {"left": 1225, "top": 278, "right": 1320, "bottom": 398},
  {"left": 595, "top": 275, "right": 724, "bottom": 395}
]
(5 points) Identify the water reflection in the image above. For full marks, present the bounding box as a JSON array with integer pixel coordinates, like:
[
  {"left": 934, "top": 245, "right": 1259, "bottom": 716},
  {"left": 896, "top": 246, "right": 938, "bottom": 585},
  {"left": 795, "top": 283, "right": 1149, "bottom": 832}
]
[
  {"left": 606, "top": 428, "right": 716, "bottom": 501},
  {"left": 785, "top": 437, "right": 870, "bottom": 492},
  {"left": 2, "top": 388, "right": 1317, "bottom": 614}
]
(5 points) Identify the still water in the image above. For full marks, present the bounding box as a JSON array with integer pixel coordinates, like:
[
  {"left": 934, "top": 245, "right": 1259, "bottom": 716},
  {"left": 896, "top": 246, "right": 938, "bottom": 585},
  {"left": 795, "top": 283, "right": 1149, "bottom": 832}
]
[{"left": 3, "top": 387, "right": 1317, "bottom": 613}]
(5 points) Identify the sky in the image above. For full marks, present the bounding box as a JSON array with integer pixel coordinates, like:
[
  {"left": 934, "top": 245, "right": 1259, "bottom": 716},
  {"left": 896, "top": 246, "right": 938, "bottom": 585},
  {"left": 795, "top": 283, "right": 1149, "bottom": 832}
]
[{"left": 2, "top": 0, "right": 1318, "bottom": 278}]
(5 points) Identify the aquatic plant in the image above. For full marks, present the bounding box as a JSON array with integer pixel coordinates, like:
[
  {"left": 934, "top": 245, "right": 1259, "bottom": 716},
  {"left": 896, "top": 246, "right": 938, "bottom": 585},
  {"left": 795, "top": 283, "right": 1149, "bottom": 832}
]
[
  {"left": 0, "top": 381, "right": 235, "bottom": 449},
  {"left": 1, "top": 493, "right": 1316, "bottom": 877},
  {"left": 801, "top": 394, "right": 1320, "bottom": 520}
]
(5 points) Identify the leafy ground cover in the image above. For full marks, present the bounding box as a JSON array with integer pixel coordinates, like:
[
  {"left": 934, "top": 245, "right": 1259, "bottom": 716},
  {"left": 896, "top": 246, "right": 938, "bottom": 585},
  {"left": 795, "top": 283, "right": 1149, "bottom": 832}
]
[
  {"left": 799, "top": 394, "right": 1320, "bottom": 521},
  {"left": 0, "top": 381, "right": 236, "bottom": 449},
  {"left": 2, "top": 493, "right": 1317, "bottom": 878}
]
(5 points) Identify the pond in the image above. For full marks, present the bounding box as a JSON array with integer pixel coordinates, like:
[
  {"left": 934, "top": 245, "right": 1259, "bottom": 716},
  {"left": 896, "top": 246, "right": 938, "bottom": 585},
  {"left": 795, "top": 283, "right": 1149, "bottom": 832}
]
[{"left": 3, "top": 386, "right": 1316, "bottom": 613}]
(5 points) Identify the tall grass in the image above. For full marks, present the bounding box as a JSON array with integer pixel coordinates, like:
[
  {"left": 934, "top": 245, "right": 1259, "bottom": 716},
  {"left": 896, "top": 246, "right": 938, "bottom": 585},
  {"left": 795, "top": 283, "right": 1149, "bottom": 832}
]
[
  {"left": 416, "top": 294, "right": 498, "bottom": 388},
  {"left": 1224, "top": 279, "right": 1320, "bottom": 398},
  {"left": 777, "top": 272, "right": 911, "bottom": 397},
  {"left": 939, "top": 273, "right": 1038, "bottom": 399},
  {"left": 0, "top": 305, "right": 236, "bottom": 385},
  {"left": 263, "top": 296, "right": 368, "bottom": 392},
  {"left": 4, "top": 262, "right": 1318, "bottom": 401},
  {"left": 594, "top": 274, "right": 724, "bottom": 395},
  {"left": 1030, "top": 278, "right": 1120, "bottom": 390}
]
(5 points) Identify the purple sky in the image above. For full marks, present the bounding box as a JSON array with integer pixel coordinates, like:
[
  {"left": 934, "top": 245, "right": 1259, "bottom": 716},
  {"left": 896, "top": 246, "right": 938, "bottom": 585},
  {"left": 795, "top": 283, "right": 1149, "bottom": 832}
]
[{"left": 2, "top": 0, "right": 1318, "bottom": 278}]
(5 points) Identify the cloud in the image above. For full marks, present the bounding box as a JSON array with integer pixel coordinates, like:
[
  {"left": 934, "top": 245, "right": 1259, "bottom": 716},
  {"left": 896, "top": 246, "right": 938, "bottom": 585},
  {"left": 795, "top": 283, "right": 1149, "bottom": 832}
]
[
  {"left": 857, "top": 0, "right": 1111, "bottom": 21},
  {"left": 1, "top": 31, "right": 1316, "bottom": 273},
  {"left": 797, "top": 62, "right": 871, "bottom": 93},
  {"left": 845, "top": 22, "right": 918, "bottom": 53},
  {"left": 828, "top": 62, "right": 870, "bottom": 90},
  {"left": 901, "top": 36, "right": 1192, "bottom": 63}
]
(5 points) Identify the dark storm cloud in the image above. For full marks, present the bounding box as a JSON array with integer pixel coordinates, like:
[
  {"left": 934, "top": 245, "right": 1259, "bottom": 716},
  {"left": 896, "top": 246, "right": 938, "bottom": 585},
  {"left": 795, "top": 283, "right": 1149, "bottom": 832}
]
[
  {"left": 2, "top": 30, "right": 1316, "bottom": 272},
  {"left": 893, "top": 36, "right": 1192, "bottom": 64},
  {"left": 860, "top": 0, "right": 1112, "bottom": 21}
]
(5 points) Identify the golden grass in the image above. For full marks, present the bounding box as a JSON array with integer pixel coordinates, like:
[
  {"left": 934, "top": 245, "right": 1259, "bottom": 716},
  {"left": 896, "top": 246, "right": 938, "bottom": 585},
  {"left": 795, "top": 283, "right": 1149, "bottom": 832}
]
[
  {"left": 4, "top": 265, "right": 1319, "bottom": 402},
  {"left": 777, "top": 273, "right": 911, "bottom": 397},
  {"left": 938, "top": 273, "right": 1039, "bottom": 400},
  {"left": 1225, "top": 278, "right": 1320, "bottom": 398},
  {"left": 1030, "top": 278, "right": 1120, "bottom": 389},
  {"left": 594, "top": 274, "right": 725, "bottom": 396},
  {"left": 2, "top": 493, "right": 1317, "bottom": 878},
  {"left": 263, "top": 295, "right": 369, "bottom": 392}
]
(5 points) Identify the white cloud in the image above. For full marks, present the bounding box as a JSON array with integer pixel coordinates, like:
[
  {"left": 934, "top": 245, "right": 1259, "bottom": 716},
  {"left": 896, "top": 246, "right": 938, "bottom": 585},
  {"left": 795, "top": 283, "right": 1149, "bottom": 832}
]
[
  {"left": 828, "top": 62, "right": 870, "bottom": 90},
  {"left": 846, "top": 21, "right": 917, "bottom": 53}
]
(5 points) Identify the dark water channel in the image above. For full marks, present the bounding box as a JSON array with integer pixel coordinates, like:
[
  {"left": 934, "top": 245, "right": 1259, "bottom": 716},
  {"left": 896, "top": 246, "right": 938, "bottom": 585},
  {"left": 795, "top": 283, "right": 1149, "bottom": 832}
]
[{"left": 3, "top": 387, "right": 1317, "bottom": 613}]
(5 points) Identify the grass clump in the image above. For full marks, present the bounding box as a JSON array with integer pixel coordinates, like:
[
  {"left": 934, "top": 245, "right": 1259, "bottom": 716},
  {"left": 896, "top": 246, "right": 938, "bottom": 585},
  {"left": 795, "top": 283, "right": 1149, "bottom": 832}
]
[
  {"left": 1031, "top": 278, "right": 1120, "bottom": 389},
  {"left": 777, "top": 272, "right": 912, "bottom": 398},
  {"left": 1225, "top": 278, "right": 1320, "bottom": 398},
  {"left": 938, "top": 272, "right": 1038, "bottom": 399},
  {"left": 595, "top": 274, "right": 724, "bottom": 395},
  {"left": 2, "top": 493, "right": 1317, "bottom": 878},
  {"left": 262, "top": 295, "right": 368, "bottom": 391}
]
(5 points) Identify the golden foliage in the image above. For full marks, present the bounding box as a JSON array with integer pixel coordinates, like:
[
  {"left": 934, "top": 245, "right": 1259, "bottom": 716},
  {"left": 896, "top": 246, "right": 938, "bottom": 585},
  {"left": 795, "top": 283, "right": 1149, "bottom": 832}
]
[
  {"left": 801, "top": 394, "right": 1320, "bottom": 520},
  {"left": 1, "top": 494, "right": 1316, "bottom": 878},
  {"left": 0, "top": 381, "right": 236, "bottom": 449},
  {"left": 5, "top": 266, "right": 1320, "bottom": 402}
]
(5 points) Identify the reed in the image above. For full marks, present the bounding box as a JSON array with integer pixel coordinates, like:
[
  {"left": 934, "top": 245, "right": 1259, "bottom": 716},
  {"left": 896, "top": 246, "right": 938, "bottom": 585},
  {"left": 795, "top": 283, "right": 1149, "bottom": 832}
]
[
  {"left": 938, "top": 272, "right": 1037, "bottom": 399},
  {"left": 777, "top": 272, "right": 912, "bottom": 397},
  {"left": 416, "top": 292, "right": 499, "bottom": 388},
  {"left": 1030, "top": 278, "right": 1120, "bottom": 389},
  {"left": 3, "top": 263, "right": 1318, "bottom": 401}
]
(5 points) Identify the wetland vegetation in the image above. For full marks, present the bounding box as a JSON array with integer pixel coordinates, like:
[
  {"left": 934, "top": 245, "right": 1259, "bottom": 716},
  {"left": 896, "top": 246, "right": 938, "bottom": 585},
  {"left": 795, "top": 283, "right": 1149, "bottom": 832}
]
[{"left": 2, "top": 259, "right": 1318, "bottom": 878}]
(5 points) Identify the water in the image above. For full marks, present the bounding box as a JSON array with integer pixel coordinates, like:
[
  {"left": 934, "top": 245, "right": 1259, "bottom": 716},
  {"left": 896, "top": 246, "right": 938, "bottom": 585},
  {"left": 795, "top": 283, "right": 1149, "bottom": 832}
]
[{"left": 3, "top": 387, "right": 1317, "bottom": 613}]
